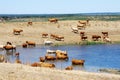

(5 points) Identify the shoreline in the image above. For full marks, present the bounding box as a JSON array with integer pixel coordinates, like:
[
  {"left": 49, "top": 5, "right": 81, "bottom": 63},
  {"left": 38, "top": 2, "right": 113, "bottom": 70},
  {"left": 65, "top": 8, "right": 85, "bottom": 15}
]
[
  {"left": 14, "top": 41, "right": 120, "bottom": 48},
  {"left": 0, "top": 63, "right": 120, "bottom": 80}
]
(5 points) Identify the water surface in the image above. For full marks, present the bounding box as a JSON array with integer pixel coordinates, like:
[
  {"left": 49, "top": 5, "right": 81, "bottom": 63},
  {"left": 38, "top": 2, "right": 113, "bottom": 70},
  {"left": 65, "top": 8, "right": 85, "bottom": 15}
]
[{"left": 0, "top": 44, "right": 120, "bottom": 72}]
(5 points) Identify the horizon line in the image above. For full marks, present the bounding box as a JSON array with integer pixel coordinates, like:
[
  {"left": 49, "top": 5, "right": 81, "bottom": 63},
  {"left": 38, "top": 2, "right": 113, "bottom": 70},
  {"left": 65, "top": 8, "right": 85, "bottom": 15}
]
[{"left": 0, "top": 12, "right": 120, "bottom": 15}]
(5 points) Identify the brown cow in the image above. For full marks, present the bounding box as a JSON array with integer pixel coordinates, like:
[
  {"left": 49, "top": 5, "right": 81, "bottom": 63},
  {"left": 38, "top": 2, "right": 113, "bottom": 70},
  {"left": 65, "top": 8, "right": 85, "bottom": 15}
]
[
  {"left": 27, "top": 21, "right": 32, "bottom": 26},
  {"left": 56, "top": 50, "right": 67, "bottom": 56},
  {"left": 31, "top": 62, "right": 55, "bottom": 68},
  {"left": 42, "top": 33, "right": 48, "bottom": 38},
  {"left": 65, "top": 66, "right": 73, "bottom": 70},
  {"left": 72, "top": 59, "right": 85, "bottom": 65},
  {"left": 50, "top": 34, "right": 64, "bottom": 41},
  {"left": 39, "top": 62, "right": 55, "bottom": 68},
  {"left": 48, "top": 18, "right": 58, "bottom": 23},
  {"left": 31, "top": 62, "right": 38, "bottom": 67},
  {"left": 26, "top": 41, "right": 36, "bottom": 47},
  {"left": 13, "top": 29, "right": 23, "bottom": 35},
  {"left": 45, "top": 54, "right": 56, "bottom": 60},
  {"left": 50, "top": 34, "right": 57, "bottom": 39},
  {"left": 78, "top": 19, "right": 89, "bottom": 26},
  {"left": 3, "top": 45, "right": 16, "bottom": 51},
  {"left": 56, "top": 50, "right": 68, "bottom": 60},
  {"left": 55, "top": 35, "right": 64, "bottom": 41}
]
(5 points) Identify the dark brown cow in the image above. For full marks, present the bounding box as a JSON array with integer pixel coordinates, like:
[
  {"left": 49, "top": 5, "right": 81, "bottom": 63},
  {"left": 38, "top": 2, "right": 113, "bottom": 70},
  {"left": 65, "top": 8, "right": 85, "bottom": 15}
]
[
  {"left": 48, "top": 18, "right": 58, "bottom": 23},
  {"left": 102, "top": 32, "right": 108, "bottom": 36},
  {"left": 72, "top": 59, "right": 85, "bottom": 65},
  {"left": 22, "top": 43, "right": 27, "bottom": 48},
  {"left": 92, "top": 35, "right": 101, "bottom": 41},
  {"left": 15, "top": 52, "right": 20, "bottom": 57},
  {"left": 80, "top": 32, "right": 85, "bottom": 36},
  {"left": 6, "top": 41, "right": 12, "bottom": 45},
  {"left": 81, "top": 36, "right": 88, "bottom": 41}
]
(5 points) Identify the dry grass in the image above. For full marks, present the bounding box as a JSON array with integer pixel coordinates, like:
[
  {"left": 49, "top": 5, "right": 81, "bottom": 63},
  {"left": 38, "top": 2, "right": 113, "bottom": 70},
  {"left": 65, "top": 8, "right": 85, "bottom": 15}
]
[{"left": 0, "top": 20, "right": 120, "bottom": 46}]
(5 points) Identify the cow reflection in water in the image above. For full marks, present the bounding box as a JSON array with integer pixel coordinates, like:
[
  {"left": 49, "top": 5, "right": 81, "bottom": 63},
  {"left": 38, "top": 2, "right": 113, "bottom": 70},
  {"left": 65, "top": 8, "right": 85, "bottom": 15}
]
[
  {"left": 4, "top": 51, "right": 14, "bottom": 63},
  {"left": 4, "top": 51, "right": 20, "bottom": 63}
]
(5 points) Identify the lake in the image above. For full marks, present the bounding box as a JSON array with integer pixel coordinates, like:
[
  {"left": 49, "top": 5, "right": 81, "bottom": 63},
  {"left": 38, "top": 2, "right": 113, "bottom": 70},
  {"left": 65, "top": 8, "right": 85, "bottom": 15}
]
[{"left": 0, "top": 44, "right": 120, "bottom": 72}]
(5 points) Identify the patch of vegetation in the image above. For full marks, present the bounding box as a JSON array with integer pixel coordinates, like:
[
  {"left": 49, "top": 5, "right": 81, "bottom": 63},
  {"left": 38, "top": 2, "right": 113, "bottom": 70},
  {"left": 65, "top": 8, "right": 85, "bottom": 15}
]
[
  {"left": 79, "top": 41, "right": 105, "bottom": 45},
  {"left": 1, "top": 13, "right": 120, "bottom": 22},
  {"left": 112, "top": 41, "right": 120, "bottom": 44},
  {"left": 53, "top": 41, "right": 106, "bottom": 46}
]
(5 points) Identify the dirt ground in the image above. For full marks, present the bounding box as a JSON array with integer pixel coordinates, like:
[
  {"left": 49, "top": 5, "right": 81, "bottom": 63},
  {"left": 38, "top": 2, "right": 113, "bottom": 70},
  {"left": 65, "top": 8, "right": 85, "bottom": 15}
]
[{"left": 0, "top": 63, "right": 120, "bottom": 80}]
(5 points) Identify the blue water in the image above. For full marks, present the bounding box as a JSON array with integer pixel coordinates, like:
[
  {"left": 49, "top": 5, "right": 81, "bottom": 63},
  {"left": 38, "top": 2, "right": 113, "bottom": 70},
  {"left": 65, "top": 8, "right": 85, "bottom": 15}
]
[{"left": 0, "top": 44, "right": 120, "bottom": 72}]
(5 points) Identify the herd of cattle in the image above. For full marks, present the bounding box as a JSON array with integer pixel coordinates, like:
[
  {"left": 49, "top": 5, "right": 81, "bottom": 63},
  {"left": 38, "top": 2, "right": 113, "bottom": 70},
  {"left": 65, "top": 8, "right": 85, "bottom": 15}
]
[
  {"left": 13, "top": 18, "right": 111, "bottom": 42},
  {"left": 0, "top": 18, "right": 111, "bottom": 70}
]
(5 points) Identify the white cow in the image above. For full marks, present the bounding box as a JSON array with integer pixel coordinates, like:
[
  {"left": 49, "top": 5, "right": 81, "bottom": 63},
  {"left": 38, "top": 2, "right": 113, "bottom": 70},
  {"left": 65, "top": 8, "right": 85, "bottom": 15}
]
[{"left": 44, "top": 39, "right": 53, "bottom": 45}]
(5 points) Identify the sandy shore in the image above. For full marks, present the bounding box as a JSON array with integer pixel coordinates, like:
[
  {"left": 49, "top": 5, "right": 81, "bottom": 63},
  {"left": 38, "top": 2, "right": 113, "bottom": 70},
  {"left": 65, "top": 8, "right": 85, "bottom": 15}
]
[
  {"left": 0, "top": 20, "right": 120, "bottom": 80},
  {"left": 0, "top": 20, "right": 120, "bottom": 46},
  {"left": 0, "top": 63, "right": 120, "bottom": 80}
]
